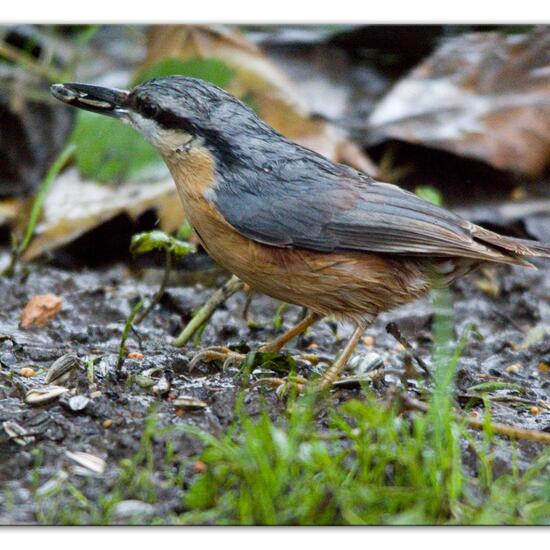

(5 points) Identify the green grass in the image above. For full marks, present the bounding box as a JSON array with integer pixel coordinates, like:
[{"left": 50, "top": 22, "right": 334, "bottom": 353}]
[
  {"left": 32, "top": 390, "right": 550, "bottom": 525},
  {"left": 31, "top": 290, "right": 550, "bottom": 525}
]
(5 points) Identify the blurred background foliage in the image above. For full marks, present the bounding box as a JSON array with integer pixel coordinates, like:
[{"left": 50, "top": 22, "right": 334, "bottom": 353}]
[{"left": 0, "top": 24, "right": 549, "bottom": 265}]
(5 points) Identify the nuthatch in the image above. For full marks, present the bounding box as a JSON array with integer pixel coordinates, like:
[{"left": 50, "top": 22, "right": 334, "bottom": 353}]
[{"left": 51, "top": 77, "right": 550, "bottom": 389}]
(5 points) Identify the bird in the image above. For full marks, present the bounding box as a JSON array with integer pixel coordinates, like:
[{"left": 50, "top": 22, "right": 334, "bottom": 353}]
[{"left": 51, "top": 76, "right": 550, "bottom": 390}]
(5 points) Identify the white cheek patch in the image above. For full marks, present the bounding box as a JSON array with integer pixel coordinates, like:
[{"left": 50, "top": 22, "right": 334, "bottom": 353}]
[{"left": 128, "top": 113, "right": 192, "bottom": 155}]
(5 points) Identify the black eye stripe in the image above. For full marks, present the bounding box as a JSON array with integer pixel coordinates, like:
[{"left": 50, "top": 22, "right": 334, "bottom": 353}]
[
  {"left": 133, "top": 94, "right": 195, "bottom": 133},
  {"left": 155, "top": 109, "right": 198, "bottom": 134},
  {"left": 135, "top": 96, "right": 159, "bottom": 118}
]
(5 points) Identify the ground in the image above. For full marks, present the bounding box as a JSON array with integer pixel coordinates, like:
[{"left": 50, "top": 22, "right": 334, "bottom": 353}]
[{"left": 0, "top": 254, "right": 549, "bottom": 524}]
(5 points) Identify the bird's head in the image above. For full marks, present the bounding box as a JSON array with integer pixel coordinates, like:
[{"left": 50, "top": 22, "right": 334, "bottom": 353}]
[{"left": 51, "top": 76, "right": 268, "bottom": 163}]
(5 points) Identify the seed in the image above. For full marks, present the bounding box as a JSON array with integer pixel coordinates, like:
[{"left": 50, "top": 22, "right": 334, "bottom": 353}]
[
  {"left": 65, "top": 450, "right": 106, "bottom": 475},
  {"left": 67, "top": 395, "right": 90, "bottom": 412},
  {"left": 363, "top": 335, "right": 376, "bottom": 347},
  {"left": 506, "top": 363, "right": 523, "bottom": 375},
  {"left": 152, "top": 376, "right": 170, "bottom": 396},
  {"left": 173, "top": 396, "right": 207, "bottom": 410},
  {"left": 25, "top": 386, "right": 68, "bottom": 406},
  {"left": 19, "top": 367, "right": 36, "bottom": 378},
  {"left": 128, "top": 351, "right": 144, "bottom": 360},
  {"left": 2, "top": 421, "right": 34, "bottom": 446},
  {"left": 102, "top": 419, "right": 113, "bottom": 429},
  {"left": 113, "top": 500, "right": 154, "bottom": 520},
  {"left": 45, "top": 354, "right": 80, "bottom": 385},
  {"left": 538, "top": 362, "right": 550, "bottom": 374},
  {"left": 530, "top": 406, "right": 541, "bottom": 415}
]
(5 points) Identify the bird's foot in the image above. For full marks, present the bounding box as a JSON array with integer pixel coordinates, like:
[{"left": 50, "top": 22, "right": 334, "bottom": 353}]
[
  {"left": 189, "top": 341, "right": 329, "bottom": 371},
  {"left": 251, "top": 371, "right": 341, "bottom": 398},
  {"left": 252, "top": 375, "right": 309, "bottom": 398},
  {"left": 188, "top": 346, "right": 247, "bottom": 370}
]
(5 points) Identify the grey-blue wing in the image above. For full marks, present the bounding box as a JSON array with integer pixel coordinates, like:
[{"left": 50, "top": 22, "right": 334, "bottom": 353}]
[{"left": 211, "top": 156, "right": 521, "bottom": 263}]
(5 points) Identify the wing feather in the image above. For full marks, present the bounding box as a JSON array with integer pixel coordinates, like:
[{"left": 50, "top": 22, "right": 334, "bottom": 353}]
[{"left": 211, "top": 155, "right": 528, "bottom": 264}]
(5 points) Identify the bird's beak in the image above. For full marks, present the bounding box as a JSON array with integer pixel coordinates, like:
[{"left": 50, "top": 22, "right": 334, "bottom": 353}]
[{"left": 50, "top": 82, "right": 130, "bottom": 119}]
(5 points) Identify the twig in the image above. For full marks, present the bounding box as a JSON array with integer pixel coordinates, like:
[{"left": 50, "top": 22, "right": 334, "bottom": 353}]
[
  {"left": 135, "top": 249, "right": 172, "bottom": 324},
  {"left": 386, "top": 322, "right": 431, "bottom": 378},
  {"left": 173, "top": 274, "right": 245, "bottom": 347},
  {"left": 402, "top": 394, "right": 550, "bottom": 445}
]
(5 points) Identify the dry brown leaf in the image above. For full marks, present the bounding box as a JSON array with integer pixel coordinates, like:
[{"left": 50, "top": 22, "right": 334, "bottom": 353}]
[
  {"left": 21, "top": 168, "right": 183, "bottom": 261},
  {"left": 20, "top": 293, "right": 62, "bottom": 328},
  {"left": 141, "top": 25, "right": 378, "bottom": 175},
  {"left": 368, "top": 28, "right": 550, "bottom": 176}
]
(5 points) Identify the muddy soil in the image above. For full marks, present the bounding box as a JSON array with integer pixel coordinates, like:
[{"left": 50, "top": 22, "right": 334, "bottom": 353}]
[{"left": 0, "top": 254, "right": 549, "bottom": 523}]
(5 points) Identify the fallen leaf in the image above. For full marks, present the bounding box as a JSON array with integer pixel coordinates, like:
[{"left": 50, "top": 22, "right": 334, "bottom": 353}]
[
  {"left": 368, "top": 28, "right": 550, "bottom": 176},
  {"left": 21, "top": 168, "right": 183, "bottom": 261},
  {"left": 20, "top": 293, "right": 62, "bottom": 327}
]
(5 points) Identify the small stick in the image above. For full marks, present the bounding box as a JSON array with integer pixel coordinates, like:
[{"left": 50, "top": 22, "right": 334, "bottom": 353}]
[
  {"left": 134, "top": 249, "right": 172, "bottom": 324},
  {"left": 386, "top": 322, "right": 431, "bottom": 377},
  {"left": 173, "top": 275, "right": 245, "bottom": 347},
  {"left": 402, "top": 394, "right": 550, "bottom": 445}
]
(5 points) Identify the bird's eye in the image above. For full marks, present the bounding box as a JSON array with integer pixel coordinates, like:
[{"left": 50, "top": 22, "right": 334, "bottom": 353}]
[{"left": 138, "top": 98, "right": 159, "bottom": 118}]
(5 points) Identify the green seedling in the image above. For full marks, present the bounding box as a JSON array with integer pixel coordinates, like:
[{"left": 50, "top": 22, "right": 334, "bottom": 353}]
[
  {"left": 130, "top": 230, "right": 195, "bottom": 325},
  {"left": 116, "top": 299, "right": 144, "bottom": 369}
]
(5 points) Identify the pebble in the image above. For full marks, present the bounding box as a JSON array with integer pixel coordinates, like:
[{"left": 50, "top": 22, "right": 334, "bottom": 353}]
[{"left": 113, "top": 500, "right": 155, "bottom": 520}]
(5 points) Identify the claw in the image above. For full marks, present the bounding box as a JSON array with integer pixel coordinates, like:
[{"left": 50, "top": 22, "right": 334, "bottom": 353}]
[{"left": 189, "top": 346, "right": 246, "bottom": 370}]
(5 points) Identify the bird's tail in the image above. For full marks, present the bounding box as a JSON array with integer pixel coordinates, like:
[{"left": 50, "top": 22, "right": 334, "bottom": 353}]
[{"left": 470, "top": 224, "right": 550, "bottom": 266}]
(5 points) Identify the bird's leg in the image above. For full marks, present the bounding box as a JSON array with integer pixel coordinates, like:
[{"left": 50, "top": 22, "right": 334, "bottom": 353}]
[
  {"left": 259, "top": 312, "right": 319, "bottom": 353},
  {"left": 317, "top": 324, "right": 366, "bottom": 390},
  {"left": 257, "top": 322, "right": 366, "bottom": 397},
  {"left": 189, "top": 311, "right": 319, "bottom": 371}
]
